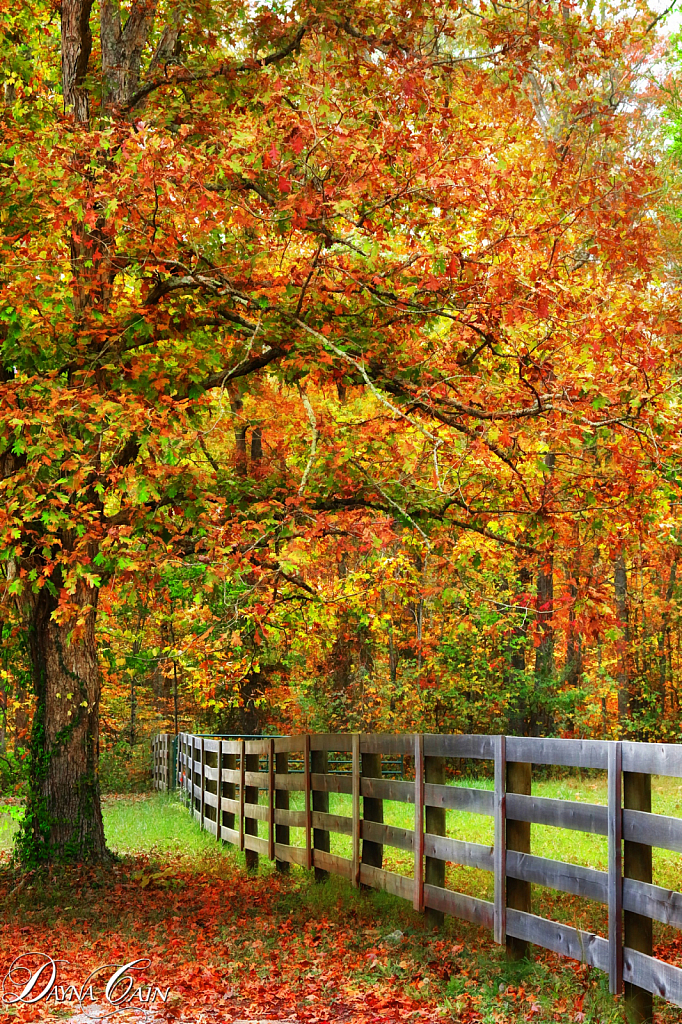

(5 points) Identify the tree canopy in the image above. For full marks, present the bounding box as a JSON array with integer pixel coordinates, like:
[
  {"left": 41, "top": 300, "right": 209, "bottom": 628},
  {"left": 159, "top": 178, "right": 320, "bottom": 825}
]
[{"left": 1, "top": 0, "right": 681, "bottom": 862}]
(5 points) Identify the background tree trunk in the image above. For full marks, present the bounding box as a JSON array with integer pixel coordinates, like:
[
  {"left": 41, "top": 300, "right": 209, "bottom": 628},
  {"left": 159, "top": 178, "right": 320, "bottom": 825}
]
[{"left": 615, "top": 552, "right": 630, "bottom": 729}]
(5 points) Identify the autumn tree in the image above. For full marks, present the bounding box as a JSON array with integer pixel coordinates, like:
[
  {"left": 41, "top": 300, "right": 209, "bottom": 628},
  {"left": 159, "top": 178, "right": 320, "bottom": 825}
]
[{"left": 0, "top": 0, "right": 678, "bottom": 863}]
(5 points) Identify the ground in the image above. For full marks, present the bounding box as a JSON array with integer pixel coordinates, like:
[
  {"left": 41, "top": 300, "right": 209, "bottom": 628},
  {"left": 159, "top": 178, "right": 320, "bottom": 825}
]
[{"left": 0, "top": 790, "right": 681, "bottom": 1023}]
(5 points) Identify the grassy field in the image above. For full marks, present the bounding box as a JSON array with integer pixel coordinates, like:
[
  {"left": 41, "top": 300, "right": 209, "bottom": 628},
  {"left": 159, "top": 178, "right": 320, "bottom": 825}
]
[{"left": 2, "top": 776, "right": 682, "bottom": 1022}]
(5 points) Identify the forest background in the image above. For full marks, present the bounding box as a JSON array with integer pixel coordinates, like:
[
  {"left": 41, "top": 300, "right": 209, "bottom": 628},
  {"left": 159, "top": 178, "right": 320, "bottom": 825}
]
[{"left": 3, "top": 0, "right": 682, "bottom": 805}]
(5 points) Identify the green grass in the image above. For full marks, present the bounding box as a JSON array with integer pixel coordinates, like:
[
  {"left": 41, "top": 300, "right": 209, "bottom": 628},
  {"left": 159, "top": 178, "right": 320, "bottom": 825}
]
[{"left": 3, "top": 772, "right": 682, "bottom": 885}]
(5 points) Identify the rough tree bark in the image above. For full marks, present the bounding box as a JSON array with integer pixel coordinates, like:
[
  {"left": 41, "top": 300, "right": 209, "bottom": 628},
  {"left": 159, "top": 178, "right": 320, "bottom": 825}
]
[{"left": 20, "top": 579, "right": 107, "bottom": 863}]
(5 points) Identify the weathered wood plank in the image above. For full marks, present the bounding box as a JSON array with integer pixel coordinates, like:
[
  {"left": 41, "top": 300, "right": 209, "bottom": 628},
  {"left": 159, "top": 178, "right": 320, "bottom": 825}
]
[
  {"left": 312, "top": 810, "right": 353, "bottom": 835},
  {"left": 312, "top": 849, "right": 353, "bottom": 879},
  {"left": 493, "top": 734, "right": 506, "bottom": 945},
  {"left": 622, "top": 808, "right": 682, "bottom": 853},
  {"left": 244, "top": 739, "right": 271, "bottom": 755},
  {"left": 275, "top": 807, "right": 307, "bottom": 828},
  {"left": 221, "top": 796, "right": 240, "bottom": 816},
  {"left": 275, "top": 774, "right": 306, "bottom": 792},
  {"left": 203, "top": 738, "right": 220, "bottom": 753},
  {"left": 424, "top": 783, "right": 494, "bottom": 815},
  {"left": 608, "top": 741, "right": 623, "bottom": 995},
  {"left": 507, "top": 793, "right": 608, "bottom": 834},
  {"left": 221, "top": 768, "right": 241, "bottom": 785},
  {"left": 423, "top": 884, "right": 494, "bottom": 929},
  {"left": 310, "top": 734, "right": 353, "bottom": 752},
  {"left": 506, "top": 909, "right": 609, "bottom": 972},
  {"left": 219, "top": 825, "right": 239, "bottom": 845},
  {"left": 506, "top": 737, "right": 608, "bottom": 770},
  {"left": 274, "top": 736, "right": 307, "bottom": 753},
  {"left": 361, "top": 777, "right": 414, "bottom": 803},
  {"left": 360, "top": 734, "right": 414, "bottom": 755},
  {"left": 359, "top": 863, "right": 415, "bottom": 901},
  {"left": 311, "top": 773, "right": 352, "bottom": 795},
  {"left": 364, "top": 820, "right": 414, "bottom": 851},
  {"left": 244, "top": 802, "right": 269, "bottom": 822},
  {"left": 623, "top": 948, "right": 682, "bottom": 1008},
  {"left": 423, "top": 734, "right": 496, "bottom": 759},
  {"left": 220, "top": 740, "right": 241, "bottom": 755},
  {"left": 244, "top": 771, "right": 268, "bottom": 787},
  {"left": 622, "top": 742, "right": 682, "bottom": 778},
  {"left": 507, "top": 851, "right": 607, "bottom": 903},
  {"left": 623, "top": 878, "right": 682, "bottom": 930},
  {"left": 274, "top": 843, "right": 309, "bottom": 867},
  {"left": 203, "top": 790, "right": 218, "bottom": 810},
  {"left": 424, "top": 833, "right": 493, "bottom": 871},
  {"left": 243, "top": 833, "right": 269, "bottom": 856}
]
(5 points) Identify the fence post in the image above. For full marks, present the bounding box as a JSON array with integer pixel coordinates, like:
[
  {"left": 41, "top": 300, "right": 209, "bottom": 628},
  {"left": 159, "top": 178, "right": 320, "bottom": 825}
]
[
  {"left": 268, "top": 738, "right": 275, "bottom": 861},
  {"left": 304, "top": 734, "right": 312, "bottom": 871},
  {"left": 181, "top": 735, "right": 185, "bottom": 803},
  {"left": 191, "top": 736, "right": 196, "bottom": 815},
  {"left": 608, "top": 740, "right": 623, "bottom": 995},
  {"left": 312, "top": 746, "right": 330, "bottom": 880},
  {"left": 352, "top": 733, "right": 360, "bottom": 887},
  {"left": 224, "top": 745, "right": 236, "bottom": 838},
  {"left": 275, "top": 750, "right": 290, "bottom": 873},
  {"left": 624, "top": 770, "right": 653, "bottom": 1023},
  {"left": 493, "top": 734, "right": 507, "bottom": 945},
  {"left": 239, "top": 738, "right": 245, "bottom": 852},
  {"left": 216, "top": 739, "right": 223, "bottom": 843},
  {"left": 425, "top": 752, "right": 446, "bottom": 928},
  {"left": 361, "top": 749, "right": 383, "bottom": 882},
  {"left": 413, "top": 733, "right": 424, "bottom": 913},
  {"left": 244, "top": 745, "right": 259, "bottom": 871},
  {"left": 506, "top": 759, "right": 532, "bottom": 960},
  {"left": 200, "top": 736, "right": 206, "bottom": 829}
]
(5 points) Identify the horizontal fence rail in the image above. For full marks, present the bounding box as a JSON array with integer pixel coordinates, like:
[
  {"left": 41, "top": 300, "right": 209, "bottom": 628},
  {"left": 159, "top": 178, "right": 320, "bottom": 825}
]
[{"left": 151, "top": 732, "right": 682, "bottom": 1017}]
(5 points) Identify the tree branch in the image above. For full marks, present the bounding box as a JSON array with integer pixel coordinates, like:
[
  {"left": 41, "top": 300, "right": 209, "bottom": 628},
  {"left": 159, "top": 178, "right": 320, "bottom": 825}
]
[{"left": 125, "top": 21, "right": 308, "bottom": 110}]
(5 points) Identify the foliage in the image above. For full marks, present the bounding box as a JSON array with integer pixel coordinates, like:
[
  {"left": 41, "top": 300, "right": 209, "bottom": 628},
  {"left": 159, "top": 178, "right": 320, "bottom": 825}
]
[
  {"left": 99, "top": 740, "right": 153, "bottom": 794},
  {"left": 2, "top": 0, "right": 682, "bottom": 859}
]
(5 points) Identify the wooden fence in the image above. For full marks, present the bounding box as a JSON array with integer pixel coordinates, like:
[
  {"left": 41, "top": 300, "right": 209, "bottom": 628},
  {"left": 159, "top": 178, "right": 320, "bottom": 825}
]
[{"left": 151, "top": 731, "right": 682, "bottom": 1017}]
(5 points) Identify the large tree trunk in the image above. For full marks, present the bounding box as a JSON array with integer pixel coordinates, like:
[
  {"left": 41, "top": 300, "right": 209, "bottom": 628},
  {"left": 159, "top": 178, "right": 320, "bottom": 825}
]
[
  {"left": 14, "top": 0, "right": 161, "bottom": 866},
  {"left": 19, "top": 581, "right": 107, "bottom": 864}
]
